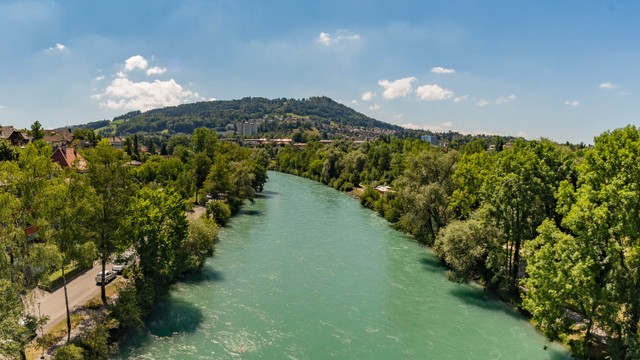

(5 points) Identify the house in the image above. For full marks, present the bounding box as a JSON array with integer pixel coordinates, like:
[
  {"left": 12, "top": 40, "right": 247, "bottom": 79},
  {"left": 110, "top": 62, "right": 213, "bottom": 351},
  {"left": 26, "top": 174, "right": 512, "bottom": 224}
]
[
  {"left": 43, "top": 129, "right": 73, "bottom": 148},
  {"left": 107, "top": 136, "right": 125, "bottom": 149},
  {"left": 1, "top": 126, "right": 32, "bottom": 146},
  {"left": 51, "top": 147, "right": 87, "bottom": 171}
]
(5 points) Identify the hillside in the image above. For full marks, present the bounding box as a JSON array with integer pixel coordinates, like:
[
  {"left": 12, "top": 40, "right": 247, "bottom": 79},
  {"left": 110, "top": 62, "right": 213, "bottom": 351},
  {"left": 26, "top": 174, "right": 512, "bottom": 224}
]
[{"left": 75, "top": 96, "right": 402, "bottom": 136}]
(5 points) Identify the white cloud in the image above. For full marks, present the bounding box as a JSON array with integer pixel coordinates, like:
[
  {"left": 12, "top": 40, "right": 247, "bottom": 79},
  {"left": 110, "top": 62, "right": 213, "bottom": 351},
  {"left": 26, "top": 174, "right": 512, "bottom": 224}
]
[
  {"left": 496, "top": 94, "right": 517, "bottom": 104},
  {"left": 476, "top": 100, "right": 489, "bottom": 107},
  {"left": 318, "top": 32, "right": 331, "bottom": 46},
  {"left": 401, "top": 121, "right": 453, "bottom": 132},
  {"left": 361, "top": 91, "right": 375, "bottom": 101},
  {"left": 599, "top": 82, "right": 617, "bottom": 89},
  {"left": 208, "top": 98, "right": 217, "bottom": 101},
  {"left": 124, "top": 55, "right": 149, "bottom": 71},
  {"left": 517, "top": 131, "right": 529, "bottom": 138},
  {"left": 350, "top": 99, "right": 358, "bottom": 105},
  {"left": 146, "top": 66, "right": 167, "bottom": 76},
  {"left": 47, "top": 43, "right": 66, "bottom": 51},
  {"left": 564, "top": 100, "right": 580, "bottom": 107},
  {"left": 369, "top": 103, "right": 381, "bottom": 111},
  {"left": 393, "top": 113, "right": 404, "bottom": 120},
  {"left": 97, "top": 72, "right": 202, "bottom": 112},
  {"left": 0, "top": 105, "right": 5, "bottom": 110},
  {"left": 94, "top": 55, "right": 203, "bottom": 112},
  {"left": 416, "top": 84, "right": 454, "bottom": 101},
  {"left": 454, "top": 95, "right": 469, "bottom": 103},
  {"left": 95, "top": 75, "right": 105, "bottom": 81},
  {"left": 378, "top": 77, "right": 416, "bottom": 99},
  {"left": 431, "top": 66, "right": 455, "bottom": 74},
  {"left": 317, "top": 30, "right": 360, "bottom": 46}
]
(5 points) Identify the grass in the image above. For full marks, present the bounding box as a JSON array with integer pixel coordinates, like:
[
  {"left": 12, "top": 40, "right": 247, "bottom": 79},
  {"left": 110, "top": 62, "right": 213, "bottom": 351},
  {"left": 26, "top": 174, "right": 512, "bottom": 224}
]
[{"left": 25, "top": 313, "right": 85, "bottom": 359}]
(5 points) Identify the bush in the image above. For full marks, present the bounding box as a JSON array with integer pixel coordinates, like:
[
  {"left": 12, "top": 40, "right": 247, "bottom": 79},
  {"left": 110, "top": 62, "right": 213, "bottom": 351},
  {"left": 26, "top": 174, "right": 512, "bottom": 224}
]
[
  {"left": 177, "top": 217, "right": 218, "bottom": 273},
  {"left": 54, "top": 344, "right": 84, "bottom": 360},
  {"left": 206, "top": 200, "right": 231, "bottom": 226},
  {"left": 111, "top": 282, "right": 143, "bottom": 329}
]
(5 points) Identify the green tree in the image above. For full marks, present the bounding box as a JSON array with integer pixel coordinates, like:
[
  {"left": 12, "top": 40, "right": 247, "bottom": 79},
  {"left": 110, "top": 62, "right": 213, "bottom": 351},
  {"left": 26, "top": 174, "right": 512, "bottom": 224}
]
[
  {"left": 30, "top": 121, "right": 45, "bottom": 141},
  {"left": 128, "top": 187, "right": 188, "bottom": 312},
  {"left": 84, "top": 139, "right": 132, "bottom": 304},
  {"left": 42, "top": 170, "right": 97, "bottom": 343}
]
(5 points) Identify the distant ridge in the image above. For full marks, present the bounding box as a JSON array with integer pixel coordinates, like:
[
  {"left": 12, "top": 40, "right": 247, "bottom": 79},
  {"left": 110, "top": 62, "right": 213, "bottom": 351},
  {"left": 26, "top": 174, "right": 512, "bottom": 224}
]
[{"left": 74, "top": 96, "right": 402, "bottom": 136}]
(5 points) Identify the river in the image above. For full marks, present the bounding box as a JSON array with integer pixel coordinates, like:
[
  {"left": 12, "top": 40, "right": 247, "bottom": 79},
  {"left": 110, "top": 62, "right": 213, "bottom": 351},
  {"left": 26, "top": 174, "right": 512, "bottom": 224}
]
[{"left": 117, "top": 171, "right": 570, "bottom": 359}]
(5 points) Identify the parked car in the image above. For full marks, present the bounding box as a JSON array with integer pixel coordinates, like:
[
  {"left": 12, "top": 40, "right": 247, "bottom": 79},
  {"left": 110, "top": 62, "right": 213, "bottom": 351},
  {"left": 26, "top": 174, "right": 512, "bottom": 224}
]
[
  {"left": 95, "top": 270, "right": 116, "bottom": 285},
  {"left": 112, "top": 253, "right": 135, "bottom": 274}
]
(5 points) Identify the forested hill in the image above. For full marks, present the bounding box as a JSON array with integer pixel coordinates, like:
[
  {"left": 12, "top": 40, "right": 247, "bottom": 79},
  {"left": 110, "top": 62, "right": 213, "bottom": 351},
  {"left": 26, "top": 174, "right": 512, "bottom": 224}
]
[{"left": 76, "top": 96, "right": 402, "bottom": 136}]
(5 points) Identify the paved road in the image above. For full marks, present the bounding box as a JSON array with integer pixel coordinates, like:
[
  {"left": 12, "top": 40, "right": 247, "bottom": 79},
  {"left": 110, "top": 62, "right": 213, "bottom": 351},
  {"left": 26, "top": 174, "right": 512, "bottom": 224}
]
[
  {"left": 29, "top": 262, "right": 114, "bottom": 333},
  {"left": 30, "top": 210, "right": 202, "bottom": 335}
]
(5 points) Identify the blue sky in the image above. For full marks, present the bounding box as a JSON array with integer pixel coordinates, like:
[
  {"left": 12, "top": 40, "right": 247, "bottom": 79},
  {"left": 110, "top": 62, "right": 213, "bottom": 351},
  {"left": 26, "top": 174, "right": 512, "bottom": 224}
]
[{"left": 0, "top": 0, "right": 638, "bottom": 144}]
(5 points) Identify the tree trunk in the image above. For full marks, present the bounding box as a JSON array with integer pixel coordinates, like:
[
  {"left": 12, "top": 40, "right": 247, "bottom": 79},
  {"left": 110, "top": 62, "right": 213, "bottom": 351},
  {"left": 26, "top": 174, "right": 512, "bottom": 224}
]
[
  {"left": 62, "top": 265, "right": 71, "bottom": 344},
  {"left": 101, "top": 256, "right": 107, "bottom": 304}
]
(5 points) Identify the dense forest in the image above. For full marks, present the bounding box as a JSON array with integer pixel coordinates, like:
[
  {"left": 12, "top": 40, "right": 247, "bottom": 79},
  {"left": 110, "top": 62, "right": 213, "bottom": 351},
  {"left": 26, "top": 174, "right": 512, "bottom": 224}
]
[
  {"left": 72, "top": 96, "right": 402, "bottom": 136},
  {"left": 0, "top": 128, "right": 267, "bottom": 359},
  {"left": 270, "top": 126, "right": 640, "bottom": 359}
]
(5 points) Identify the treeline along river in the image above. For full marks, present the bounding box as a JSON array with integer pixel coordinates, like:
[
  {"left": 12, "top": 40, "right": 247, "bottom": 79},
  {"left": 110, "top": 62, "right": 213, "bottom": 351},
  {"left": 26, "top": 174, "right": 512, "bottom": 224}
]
[{"left": 117, "top": 172, "right": 569, "bottom": 359}]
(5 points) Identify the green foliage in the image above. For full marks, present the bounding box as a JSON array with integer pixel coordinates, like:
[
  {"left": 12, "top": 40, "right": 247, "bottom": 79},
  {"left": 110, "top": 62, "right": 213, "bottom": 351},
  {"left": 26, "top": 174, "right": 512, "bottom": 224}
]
[
  {"left": 206, "top": 200, "right": 232, "bottom": 226},
  {"left": 178, "top": 217, "right": 218, "bottom": 273},
  {"left": 111, "top": 282, "right": 143, "bottom": 329},
  {"left": 54, "top": 344, "right": 85, "bottom": 360}
]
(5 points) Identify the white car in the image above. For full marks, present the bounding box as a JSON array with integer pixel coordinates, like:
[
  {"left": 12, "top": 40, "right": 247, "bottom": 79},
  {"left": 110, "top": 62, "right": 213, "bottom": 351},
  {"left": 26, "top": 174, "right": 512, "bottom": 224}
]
[
  {"left": 112, "top": 254, "right": 135, "bottom": 274},
  {"left": 95, "top": 270, "right": 116, "bottom": 285}
]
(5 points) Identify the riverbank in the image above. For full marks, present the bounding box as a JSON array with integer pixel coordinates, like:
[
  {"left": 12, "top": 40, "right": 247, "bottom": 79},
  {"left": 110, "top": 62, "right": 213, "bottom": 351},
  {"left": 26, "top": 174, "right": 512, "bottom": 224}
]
[
  {"left": 278, "top": 171, "right": 580, "bottom": 358},
  {"left": 115, "top": 171, "right": 569, "bottom": 359}
]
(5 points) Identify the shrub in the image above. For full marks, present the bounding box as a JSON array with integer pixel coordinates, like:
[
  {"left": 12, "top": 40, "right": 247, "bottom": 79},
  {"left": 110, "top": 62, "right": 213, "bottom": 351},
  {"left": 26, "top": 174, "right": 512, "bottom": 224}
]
[
  {"left": 54, "top": 344, "right": 84, "bottom": 360},
  {"left": 206, "top": 200, "right": 231, "bottom": 226}
]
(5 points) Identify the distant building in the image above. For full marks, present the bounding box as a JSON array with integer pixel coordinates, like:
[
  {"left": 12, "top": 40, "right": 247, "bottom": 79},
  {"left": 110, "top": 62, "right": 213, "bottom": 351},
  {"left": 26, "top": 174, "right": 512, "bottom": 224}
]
[
  {"left": 43, "top": 129, "right": 73, "bottom": 149},
  {"left": 51, "top": 147, "right": 87, "bottom": 171},
  {"left": 420, "top": 135, "right": 438, "bottom": 145},
  {"left": 236, "top": 120, "right": 262, "bottom": 136},
  {"left": 1, "top": 126, "right": 32, "bottom": 147}
]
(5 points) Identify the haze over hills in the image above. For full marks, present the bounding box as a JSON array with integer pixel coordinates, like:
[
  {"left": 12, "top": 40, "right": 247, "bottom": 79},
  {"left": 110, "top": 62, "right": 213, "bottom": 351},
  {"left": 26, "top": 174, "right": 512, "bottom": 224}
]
[{"left": 73, "top": 96, "right": 403, "bottom": 137}]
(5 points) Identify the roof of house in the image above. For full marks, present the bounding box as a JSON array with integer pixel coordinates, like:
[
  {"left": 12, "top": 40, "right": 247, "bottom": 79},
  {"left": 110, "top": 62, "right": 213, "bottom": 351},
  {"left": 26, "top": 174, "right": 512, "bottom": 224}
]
[
  {"left": 0, "top": 126, "right": 16, "bottom": 139},
  {"left": 43, "top": 129, "right": 73, "bottom": 145},
  {"left": 51, "top": 147, "right": 87, "bottom": 170}
]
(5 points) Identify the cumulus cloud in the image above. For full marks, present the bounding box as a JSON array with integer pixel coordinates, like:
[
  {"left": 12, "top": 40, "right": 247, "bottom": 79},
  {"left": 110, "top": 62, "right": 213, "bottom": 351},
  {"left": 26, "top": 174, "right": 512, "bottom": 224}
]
[
  {"left": 565, "top": 100, "right": 580, "bottom": 107},
  {"left": 476, "top": 100, "right": 489, "bottom": 107},
  {"left": 369, "top": 103, "right": 381, "bottom": 111},
  {"left": 350, "top": 99, "right": 358, "bottom": 105},
  {"left": 378, "top": 77, "right": 416, "bottom": 99},
  {"left": 146, "top": 66, "right": 167, "bottom": 76},
  {"left": 124, "top": 55, "right": 149, "bottom": 71},
  {"left": 431, "top": 67, "right": 455, "bottom": 74},
  {"left": 361, "top": 91, "right": 375, "bottom": 101},
  {"left": 416, "top": 84, "right": 454, "bottom": 101},
  {"left": 401, "top": 121, "right": 453, "bottom": 132},
  {"left": 496, "top": 94, "right": 517, "bottom": 104},
  {"left": 517, "top": 131, "right": 529, "bottom": 138},
  {"left": 100, "top": 76, "right": 202, "bottom": 112},
  {"left": 95, "top": 75, "right": 105, "bottom": 81},
  {"left": 599, "top": 82, "right": 617, "bottom": 89},
  {"left": 94, "top": 55, "right": 202, "bottom": 112},
  {"left": 317, "top": 30, "right": 360, "bottom": 46}
]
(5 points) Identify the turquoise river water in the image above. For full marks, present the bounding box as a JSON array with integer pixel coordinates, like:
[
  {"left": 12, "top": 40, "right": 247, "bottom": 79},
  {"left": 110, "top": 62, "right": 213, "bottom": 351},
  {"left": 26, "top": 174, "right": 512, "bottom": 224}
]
[{"left": 117, "top": 171, "right": 571, "bottom": 359}]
